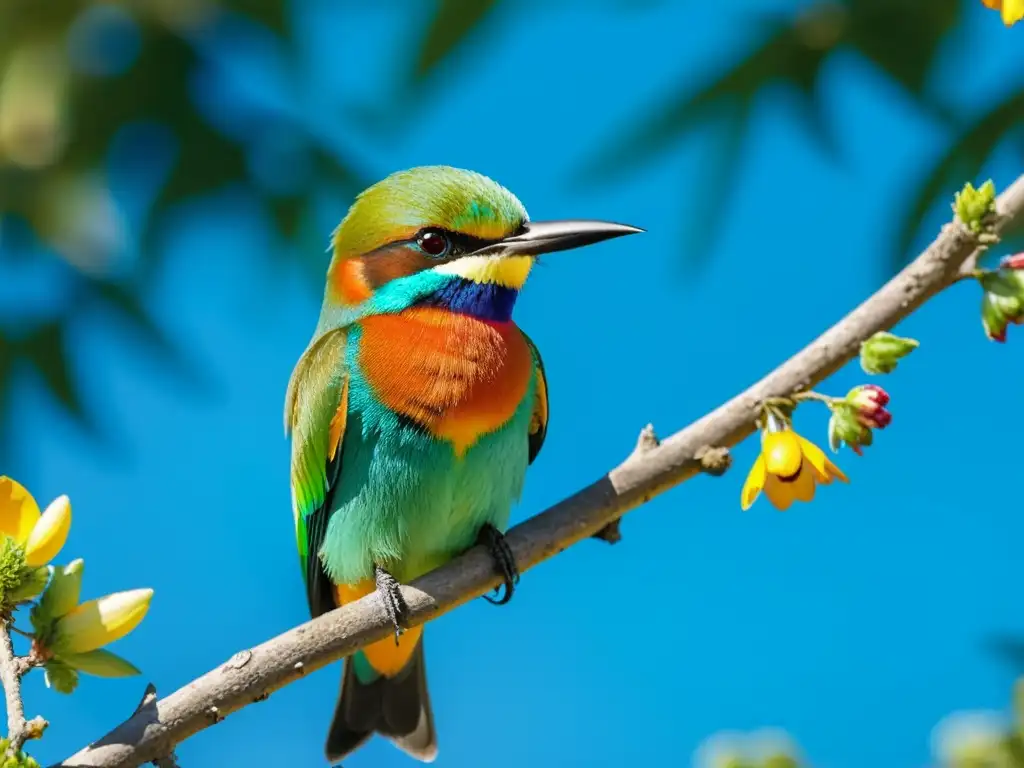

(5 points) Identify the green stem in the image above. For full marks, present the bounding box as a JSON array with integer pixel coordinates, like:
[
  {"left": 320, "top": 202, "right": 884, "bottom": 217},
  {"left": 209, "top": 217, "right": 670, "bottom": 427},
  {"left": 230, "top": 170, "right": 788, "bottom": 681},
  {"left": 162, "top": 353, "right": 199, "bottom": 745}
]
[{"left": 792, "top": 391, "right": 837, "bottom": 407}]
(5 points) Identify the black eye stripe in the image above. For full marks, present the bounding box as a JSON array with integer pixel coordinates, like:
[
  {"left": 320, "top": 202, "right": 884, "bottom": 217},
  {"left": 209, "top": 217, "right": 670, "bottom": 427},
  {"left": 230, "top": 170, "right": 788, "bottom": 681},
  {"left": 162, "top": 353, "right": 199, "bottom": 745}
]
[
  {"left": 414, "top": 228, "right": 494, "bottom": 257},
  {"left": 362, "top": 226, "right": 519, "bottom": 260}
]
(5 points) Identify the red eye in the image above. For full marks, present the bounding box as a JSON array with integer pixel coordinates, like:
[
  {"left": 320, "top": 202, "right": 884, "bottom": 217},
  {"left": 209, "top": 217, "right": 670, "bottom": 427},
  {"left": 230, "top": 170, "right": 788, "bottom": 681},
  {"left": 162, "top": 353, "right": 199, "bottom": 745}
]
[{"left": 417, "top": 229, "right": 450, "bottom": 258}]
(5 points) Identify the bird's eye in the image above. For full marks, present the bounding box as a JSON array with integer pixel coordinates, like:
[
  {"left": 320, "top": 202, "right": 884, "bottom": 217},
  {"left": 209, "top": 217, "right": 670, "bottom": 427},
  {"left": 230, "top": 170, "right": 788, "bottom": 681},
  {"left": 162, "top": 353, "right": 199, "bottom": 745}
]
[{"left": 416, "top": 229, "right": 450, "bottom": 258}]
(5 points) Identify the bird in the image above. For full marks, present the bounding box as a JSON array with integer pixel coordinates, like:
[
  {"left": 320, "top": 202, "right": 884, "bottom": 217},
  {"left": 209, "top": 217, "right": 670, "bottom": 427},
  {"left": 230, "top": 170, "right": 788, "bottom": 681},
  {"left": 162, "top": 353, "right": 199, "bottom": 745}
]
[{"left": 284, "top": 165, "right": 641, "bottom": 764}]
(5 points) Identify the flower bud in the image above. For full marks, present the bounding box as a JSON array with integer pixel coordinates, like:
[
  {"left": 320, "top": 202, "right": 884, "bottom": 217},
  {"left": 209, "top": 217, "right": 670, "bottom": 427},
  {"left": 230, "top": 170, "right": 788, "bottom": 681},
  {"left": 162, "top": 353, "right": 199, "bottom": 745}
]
[
  {"left": 847, "top": 384, "right": 892, "bottom": 428},
  {"left": 23, "top": 494, "right": 71, "bottom": 567},
  {"left": 859, "top": 331, "right": 919, "bottom": 374},
  {"left": 58, "top": 648, "right": 140, "bottom": 678},
  {"left": 53, "top": 588, "right": 152, "bottom": 654},
  {"left": 828, "top": 410, "right": 872, "bottom": 455},
  {"left": 38, "top": 559, "right": 84, "bottom": 621},
  {"left": 954, "top": 179, "right": 996, "bottom": 233},
  {"left": 1001, "top": 253, "right": 1024, "bottom": 270},
  {"left": 979, "top": 268, "right": 1024, "bottom": 342}
]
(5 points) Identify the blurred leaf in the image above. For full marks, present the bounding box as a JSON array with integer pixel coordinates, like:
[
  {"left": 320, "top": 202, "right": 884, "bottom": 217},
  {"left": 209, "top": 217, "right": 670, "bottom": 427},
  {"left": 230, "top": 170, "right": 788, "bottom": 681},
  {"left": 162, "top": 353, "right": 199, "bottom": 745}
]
[
  {"left": 986, "top": 634, "right": 1024, "bottom": 672},
  {"left": 17, "top": 321, "right": 87, "bottom": 427},
  {"left": 226, "top": 0, "right": 290, "bottom": 35},
  {"left": 87, "top": 279, "right": 184, "bottom": 367},
  {"left": 0, "top": 332, "right": 12, "bottom": 416},
  {"left": 269, "top": 195, "right": 304, "bottom": 239},
  {"left": 845, "top": 0, "right": 960, "bottom": 94},
  {"left": 576, "top": 0, "right": 982, "bottom": 271},
  {"left": 681, "top": 99, "right": 750, "bottom": 268},
  {"left": 576, "top": 16, "right": 834, "bottom": 182},
  {"left": 413, "top": 0, "right": 501, "bottom": 82},
  {"left": 896, "top": 91, "right": 1024, "bottom": 268}
]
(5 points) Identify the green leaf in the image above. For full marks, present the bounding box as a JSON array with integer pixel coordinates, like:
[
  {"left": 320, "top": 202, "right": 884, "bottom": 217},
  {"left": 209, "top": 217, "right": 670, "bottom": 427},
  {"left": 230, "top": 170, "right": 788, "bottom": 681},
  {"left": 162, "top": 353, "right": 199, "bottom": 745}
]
[
  {"left": 58, "top": 648, "right": 141, "bottom": 678},
  {"left": 43, "top": 659, "right": 79, "bottom": 694},
  {"left": 37, "top": 559, "right": 84, "bottom": 621}
]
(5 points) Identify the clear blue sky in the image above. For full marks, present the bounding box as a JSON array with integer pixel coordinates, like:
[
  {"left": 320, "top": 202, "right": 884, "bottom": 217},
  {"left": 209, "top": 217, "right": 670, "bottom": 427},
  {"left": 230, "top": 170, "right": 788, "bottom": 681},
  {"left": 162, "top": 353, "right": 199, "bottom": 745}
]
[{"left": 6, "top": 1, "right": 1024, "bottom": 766}]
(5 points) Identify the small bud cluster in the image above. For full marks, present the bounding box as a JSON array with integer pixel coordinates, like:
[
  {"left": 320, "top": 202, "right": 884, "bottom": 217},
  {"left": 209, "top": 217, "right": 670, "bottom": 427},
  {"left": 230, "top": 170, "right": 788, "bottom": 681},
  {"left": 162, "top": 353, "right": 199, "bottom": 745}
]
[
  {"left": 828, "top": 384, "right": 892, "bottom": 455},
  {"left": 954, "top": 179, "right": 997, "bottom": 234}
]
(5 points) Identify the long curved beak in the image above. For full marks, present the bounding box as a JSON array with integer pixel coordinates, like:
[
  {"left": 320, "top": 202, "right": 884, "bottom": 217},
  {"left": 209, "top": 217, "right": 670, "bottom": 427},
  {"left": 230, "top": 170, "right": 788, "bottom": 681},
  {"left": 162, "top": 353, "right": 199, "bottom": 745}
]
[{"left": 477, "top": 220, "right": 644, "bottom": 257}]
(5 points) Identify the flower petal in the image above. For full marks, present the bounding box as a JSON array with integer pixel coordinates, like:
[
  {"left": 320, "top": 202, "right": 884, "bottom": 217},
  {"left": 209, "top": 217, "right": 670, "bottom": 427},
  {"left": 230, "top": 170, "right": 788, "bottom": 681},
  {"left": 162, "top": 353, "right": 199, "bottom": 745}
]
[
  {"left": 797, "top": 435, "right": 848, "bottom": 484},
  {"left": 762, "top": 431, "right": 803, "bottom": 478},
  {"left": 762, "top": 473, "right": 794, "bottom": 511},
  {"left": 0, "top": 476, "right": 41, "bottom": 544},
  {"left": 56, "top": 588, "right": 153, "bottom": 654},
  {"left": 24, "top": 495, "right": 72, "bottom": 566},
  {"left": 788, "top": 463, "right": 817, "bottom": 504},
  {"left": 824, "top": 455, "right": 849, "bottom": 483},
  {"left": 1003, "top": 0, "right": 1024, "bottom": 24},
  {"left": 741, "top": 455, "right": 767, "bottom": 511}
]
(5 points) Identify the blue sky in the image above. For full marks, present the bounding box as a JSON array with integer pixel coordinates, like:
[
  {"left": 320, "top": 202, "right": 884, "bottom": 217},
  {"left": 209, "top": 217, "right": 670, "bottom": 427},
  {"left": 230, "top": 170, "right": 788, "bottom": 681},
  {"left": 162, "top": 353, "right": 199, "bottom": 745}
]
[{"left": 6, "top": 1, "right": 1024, "bottom": 766}]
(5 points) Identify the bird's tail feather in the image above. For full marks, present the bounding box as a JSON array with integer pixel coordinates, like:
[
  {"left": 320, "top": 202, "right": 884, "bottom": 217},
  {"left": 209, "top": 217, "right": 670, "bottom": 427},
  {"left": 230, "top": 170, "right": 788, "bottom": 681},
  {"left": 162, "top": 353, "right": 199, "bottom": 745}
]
[{"left": 326, "top": 637, "right": 436, "bottom": 764}]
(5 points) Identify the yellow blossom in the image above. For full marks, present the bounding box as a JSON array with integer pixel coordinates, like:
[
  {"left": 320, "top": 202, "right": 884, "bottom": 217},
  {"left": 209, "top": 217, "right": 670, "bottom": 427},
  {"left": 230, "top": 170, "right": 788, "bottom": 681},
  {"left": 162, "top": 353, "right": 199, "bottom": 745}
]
[
  {"left": 0, "top": 476, "right": 71, "bottom": 565},
  {"left": 982, "top": 0, "right": 1024, "bottom": 26},
  {"left": 54, "top": 588, "right": 153, "bottom": 654},
  {"left": 741, "top": 418, "right": 848, "bottom": 511}
]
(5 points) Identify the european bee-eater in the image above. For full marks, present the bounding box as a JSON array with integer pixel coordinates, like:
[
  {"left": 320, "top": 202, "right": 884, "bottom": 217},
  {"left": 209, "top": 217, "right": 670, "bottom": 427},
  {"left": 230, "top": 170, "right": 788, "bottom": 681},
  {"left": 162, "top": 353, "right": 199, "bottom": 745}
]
[{"left": 284, "top": 166, "right": 641, "bottom": 764}]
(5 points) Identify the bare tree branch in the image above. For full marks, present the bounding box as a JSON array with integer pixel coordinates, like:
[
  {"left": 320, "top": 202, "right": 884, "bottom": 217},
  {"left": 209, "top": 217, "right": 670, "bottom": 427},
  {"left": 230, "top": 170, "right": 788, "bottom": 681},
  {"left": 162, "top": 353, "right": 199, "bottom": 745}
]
[
  {"left": 54, "top": 174, "right": 1024, "bottom": 768},
  {"left": 0, "top": 621, "right": 47, "bottom": 755}
]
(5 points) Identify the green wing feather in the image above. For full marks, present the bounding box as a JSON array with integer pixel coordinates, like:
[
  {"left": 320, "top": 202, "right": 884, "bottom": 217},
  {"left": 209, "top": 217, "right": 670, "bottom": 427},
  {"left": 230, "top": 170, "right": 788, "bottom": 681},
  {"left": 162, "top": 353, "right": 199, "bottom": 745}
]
[
  {"left": 521, "top": 330, "right": 548, "bottom": 465},
  {"left": 284, "top": 328, "right": 349, "bottom": 617}
]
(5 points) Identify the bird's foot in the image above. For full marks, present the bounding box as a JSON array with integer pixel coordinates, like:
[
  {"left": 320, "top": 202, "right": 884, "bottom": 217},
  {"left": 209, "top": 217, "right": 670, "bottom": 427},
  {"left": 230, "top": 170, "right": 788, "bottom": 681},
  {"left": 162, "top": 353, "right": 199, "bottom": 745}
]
[
  {"left": 477, "top": 523, "right": 520, "bottom": 606},
  {"left": 374, "top": 565, "right": 408, "bottom": 645}
]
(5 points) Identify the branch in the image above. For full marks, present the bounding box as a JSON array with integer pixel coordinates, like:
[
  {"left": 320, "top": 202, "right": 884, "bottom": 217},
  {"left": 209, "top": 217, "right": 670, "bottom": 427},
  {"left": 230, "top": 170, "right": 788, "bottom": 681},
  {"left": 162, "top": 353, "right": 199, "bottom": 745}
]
[
  {"left": 0, "top": 620, "right": 47, "bottom": 755},
  {"left": 54, "top": 174, "right": 1024, "bottom": 768}
]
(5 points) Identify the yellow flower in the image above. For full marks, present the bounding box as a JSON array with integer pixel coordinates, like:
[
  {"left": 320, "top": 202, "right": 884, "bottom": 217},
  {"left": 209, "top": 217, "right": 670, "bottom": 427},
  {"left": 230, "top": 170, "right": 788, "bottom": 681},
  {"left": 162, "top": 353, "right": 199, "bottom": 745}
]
[
  {"left": 741, "top": 420, "right": 848, "bottom": 511},
  {"left": 0, "top": 476, "right": 72, "bottom": 566},
  {"left": 982, "top": 0, "right": 1024, "bottom": 26},
  {"left": 54, "top": 588, "right": 153, "bottom": 654}
]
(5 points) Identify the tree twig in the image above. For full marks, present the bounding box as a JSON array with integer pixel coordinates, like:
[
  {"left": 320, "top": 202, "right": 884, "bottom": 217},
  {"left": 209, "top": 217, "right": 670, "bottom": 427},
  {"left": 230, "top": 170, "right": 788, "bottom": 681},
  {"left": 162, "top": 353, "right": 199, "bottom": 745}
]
[
  {"left": 0, "top": 620, "right": 46, "bottom": 755},
  {"left": 53, "top": 173, "right": 1024, "bottom": 768}
]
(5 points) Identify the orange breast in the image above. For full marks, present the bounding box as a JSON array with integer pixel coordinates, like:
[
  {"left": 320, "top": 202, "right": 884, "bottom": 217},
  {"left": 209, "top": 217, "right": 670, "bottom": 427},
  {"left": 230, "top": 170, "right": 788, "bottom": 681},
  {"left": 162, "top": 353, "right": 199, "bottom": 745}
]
[{"left": 358, "top": 308, "right": 534, "bottom": 456}]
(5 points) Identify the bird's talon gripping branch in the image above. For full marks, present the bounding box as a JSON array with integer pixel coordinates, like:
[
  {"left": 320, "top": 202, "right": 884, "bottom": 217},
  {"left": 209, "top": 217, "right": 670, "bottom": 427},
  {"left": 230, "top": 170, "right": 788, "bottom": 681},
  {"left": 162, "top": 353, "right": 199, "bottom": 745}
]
[
  {"left": 373, "top": 565, "right": 408, "bottom": 644},
  {"left": 477, "top": 523, "right": 519, "bottom": 606}
]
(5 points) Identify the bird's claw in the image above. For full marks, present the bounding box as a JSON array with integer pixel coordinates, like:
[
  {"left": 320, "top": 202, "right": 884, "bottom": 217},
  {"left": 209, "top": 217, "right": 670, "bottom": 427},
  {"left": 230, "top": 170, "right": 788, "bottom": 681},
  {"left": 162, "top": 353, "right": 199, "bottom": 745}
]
[
  {"left": 477, "top": 523, "right": 519, "bottom": 606},
  {"left": 374, "top": 565, "right": 408, "bottom": 645}
]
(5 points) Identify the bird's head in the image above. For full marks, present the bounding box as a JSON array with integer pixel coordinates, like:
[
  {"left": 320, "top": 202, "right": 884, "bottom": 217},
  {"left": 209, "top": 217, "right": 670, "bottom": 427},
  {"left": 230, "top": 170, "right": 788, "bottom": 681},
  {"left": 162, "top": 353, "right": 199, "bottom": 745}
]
[{"left": 324, "top": 166, "right": 641, "bottom": 321}]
